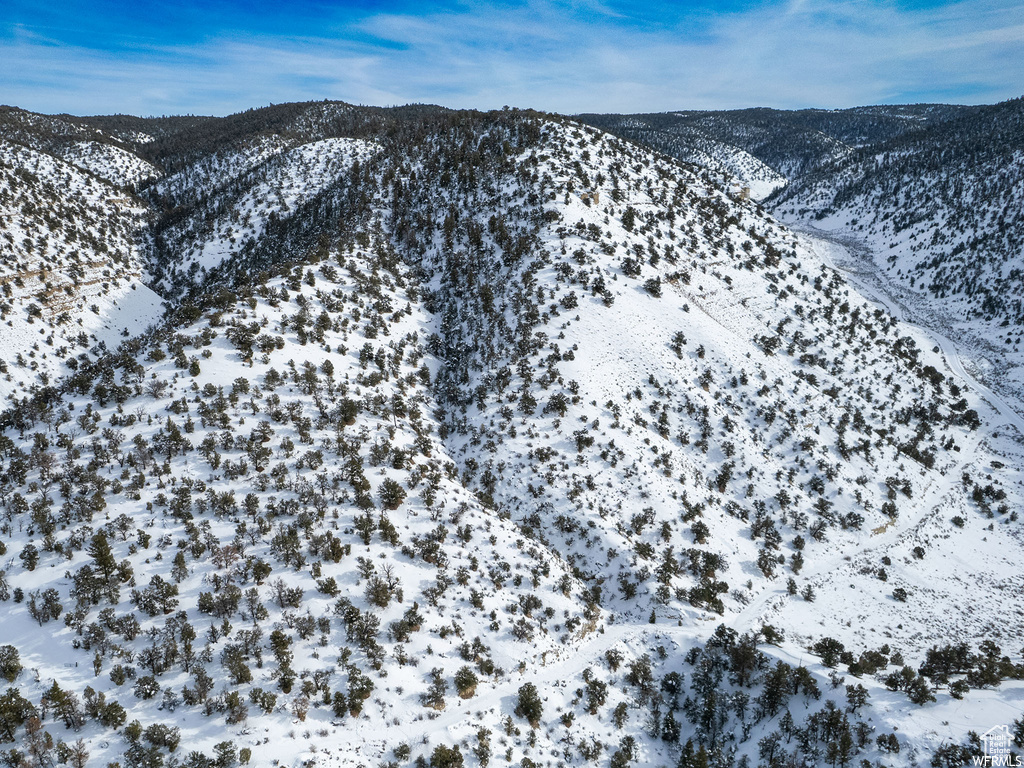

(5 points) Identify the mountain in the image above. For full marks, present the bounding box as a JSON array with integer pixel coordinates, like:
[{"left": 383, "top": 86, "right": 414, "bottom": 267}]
[
  {"left": 0, "top": 107, "right": 164, "bottom": 399},
  {"left": 770, "top": 98, "right": 1024, "bottom": 409},
  {"left": 580, "top": 99, "right": 1024, "bottom": 415},
  {"left": 577, "top": 105, "right": 969, "bottom": 198},
  {"left": 0, "top": 102, "right": 1021, "bottom": 768}
]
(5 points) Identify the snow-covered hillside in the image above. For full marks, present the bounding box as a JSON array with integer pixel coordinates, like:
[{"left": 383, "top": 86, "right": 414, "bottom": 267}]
[
  {"left": 589, "top": 118, "right": 788, "bottom": 200},
  {"left": 0, "top": 102, "right": 1021, "bottom": 768},
  {"left": 772, "top": 97, "right": 1024, "bottom": 417},
  {"left": 0, "top": 138, "right": 163, "bottom": 400},
  {"left": 150, "top": 137, "right": 380, "bottom": 293},
  {"left": 56, "top": 141, "right": 161, "bottom": 188},
  {"left": 582, "top": 99, "right": 1024, "bottom": 430},
  {"left": 579, "top": 104, "right": 969, "bottom": 182}
]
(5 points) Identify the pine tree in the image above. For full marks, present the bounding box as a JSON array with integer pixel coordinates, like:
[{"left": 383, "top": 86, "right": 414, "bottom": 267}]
[
  {"left": 86, "top": 532, "right": 120, "bottom": 602},
  {"left": 0, "top": 646, "right": 21, "bottom": 682},
  {"left": 514, "top": 682, "right": 543, "bottom": 727}
]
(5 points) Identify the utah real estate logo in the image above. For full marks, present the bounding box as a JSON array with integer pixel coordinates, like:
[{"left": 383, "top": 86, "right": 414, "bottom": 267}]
[{"left": 976, "top": 725, "right": 1022, "bottom": 767}]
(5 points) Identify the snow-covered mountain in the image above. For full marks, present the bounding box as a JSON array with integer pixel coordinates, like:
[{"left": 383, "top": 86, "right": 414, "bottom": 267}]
[
  {"left": 771, "top": 98, "right": 1024, "bottom": 416},
  {"left": 576, "top": 113, "right": 787, "bottom": 200},
  {"left": 0, "top": 108, "right": 164, "bottom": 399},
  {"left": 0, "top": 102, "right": 1021, "bottom": 768},
  {"left": 577, "top": 105, "right": 969, "bottom": 199},
  {"left": 582, "top": 99, "right": 1024, "bottom": 418}
]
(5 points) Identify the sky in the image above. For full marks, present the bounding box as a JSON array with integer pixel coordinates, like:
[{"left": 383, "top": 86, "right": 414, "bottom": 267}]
[{"left": 1, "top": 0, "right": 1022, "bottom": 117}]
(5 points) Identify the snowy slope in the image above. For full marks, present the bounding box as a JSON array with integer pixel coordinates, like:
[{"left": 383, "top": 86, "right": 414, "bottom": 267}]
[
  {"left": 150, "top": 137, "right": 380, "bottom": 292},
  {"left": 56, "top": 140, "right": 161, "bottom": 188},
  {"left": 400, "top": 118, "right": 1022, "bottom": 654},
  {"left": 0, "top": 103, "right": 1020, "bottom": 768},
  {"left": 772, "top": 97, "right": 1024, "bottom": 419},
  {"left": 0, "top": 138, "right": 162, "bottom": 400}
]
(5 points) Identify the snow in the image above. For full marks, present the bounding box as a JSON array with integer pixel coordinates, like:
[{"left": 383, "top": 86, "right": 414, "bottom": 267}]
[
  {"left": 0, "top": 138, "right": 155, "bottom": 399},
  {"left": 58, "top": 141, "right": 161, "bottom": 188},
  {"left": 153, "top": 137, "right": 380, "bottom": 292},
  {"left": 773, "top": 141, "right": 1024, "bottom": 426},
  {"left": 0, "top": 106, "right": 1020, "bottom": 768}
]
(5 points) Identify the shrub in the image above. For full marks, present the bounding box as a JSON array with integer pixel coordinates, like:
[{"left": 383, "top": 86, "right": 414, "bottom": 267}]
[
  {"left": 454, "top": 666, "right": 479, "bottom": 699},
  {"left": 430, "top": 744, "right": 464, "bottom": 768},
  {"left": 0, "top": 646, "right": 21, "bottom": 682},
  {"left": 514, "top": 682, "right": 543, "bottom": 727},
  {"left": 133, "top": 675, "right": 160, "bottom": 700},
  {"left": 379, "top": 479, "right": 407, "bottom": 510},
  {"left": 949, "top": 679, "right": 970, "bottom": 700}
]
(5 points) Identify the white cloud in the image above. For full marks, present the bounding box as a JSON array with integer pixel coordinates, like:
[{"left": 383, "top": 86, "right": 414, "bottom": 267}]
[{"left": 1, "top": 0, "right": 1021, "bottom": 115}]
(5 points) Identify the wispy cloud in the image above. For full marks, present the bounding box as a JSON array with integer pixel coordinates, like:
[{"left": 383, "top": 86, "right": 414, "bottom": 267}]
[{"left": 1, "top": 0, "right": 1021, "bottom": 116}]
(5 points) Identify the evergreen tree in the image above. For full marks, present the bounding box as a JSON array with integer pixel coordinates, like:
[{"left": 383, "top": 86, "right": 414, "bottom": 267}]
[{"left": 514, "top": 682, "right": 543, "bottom": 728}]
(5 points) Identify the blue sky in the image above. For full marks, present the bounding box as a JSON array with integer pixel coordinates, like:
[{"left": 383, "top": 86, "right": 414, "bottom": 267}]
[{"left": 1, "top": 0, "right": 1022, "bottom": 116}]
